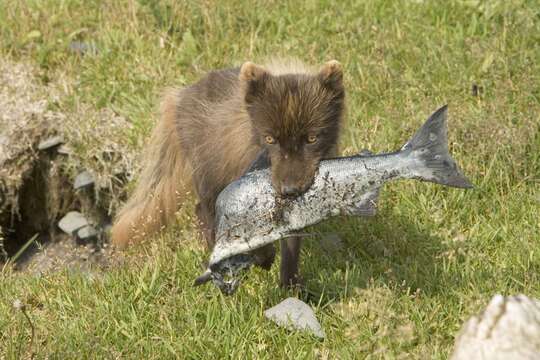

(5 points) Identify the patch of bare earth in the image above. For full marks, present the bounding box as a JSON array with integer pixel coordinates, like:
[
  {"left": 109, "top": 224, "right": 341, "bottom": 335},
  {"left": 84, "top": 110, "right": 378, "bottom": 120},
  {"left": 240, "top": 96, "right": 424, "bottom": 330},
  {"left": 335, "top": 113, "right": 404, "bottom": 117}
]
[{"left": 0, "top": 57, "right": 137, "bottom": 273}]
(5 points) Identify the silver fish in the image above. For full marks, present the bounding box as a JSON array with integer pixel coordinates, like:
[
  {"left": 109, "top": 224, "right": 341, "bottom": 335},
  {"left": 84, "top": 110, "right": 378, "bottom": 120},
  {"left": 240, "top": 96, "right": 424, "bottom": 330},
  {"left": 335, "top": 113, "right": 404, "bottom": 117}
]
[{"left": 196, "top": 106, "right": 473, "bottom": 294}]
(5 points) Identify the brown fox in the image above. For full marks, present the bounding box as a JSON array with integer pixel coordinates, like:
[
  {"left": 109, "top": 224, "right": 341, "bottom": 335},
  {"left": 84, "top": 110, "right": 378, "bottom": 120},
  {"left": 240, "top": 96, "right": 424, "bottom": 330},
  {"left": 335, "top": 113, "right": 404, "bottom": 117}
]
[{"left": 111, "top": 59, "right": 346, "bottom": 287}]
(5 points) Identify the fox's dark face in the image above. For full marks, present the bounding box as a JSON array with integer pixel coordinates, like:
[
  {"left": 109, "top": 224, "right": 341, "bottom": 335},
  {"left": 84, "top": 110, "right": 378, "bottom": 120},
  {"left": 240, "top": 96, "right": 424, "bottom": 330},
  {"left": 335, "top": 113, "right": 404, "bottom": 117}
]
[{"left": 241, "top": 61, "right": 345, "bottom": 197}]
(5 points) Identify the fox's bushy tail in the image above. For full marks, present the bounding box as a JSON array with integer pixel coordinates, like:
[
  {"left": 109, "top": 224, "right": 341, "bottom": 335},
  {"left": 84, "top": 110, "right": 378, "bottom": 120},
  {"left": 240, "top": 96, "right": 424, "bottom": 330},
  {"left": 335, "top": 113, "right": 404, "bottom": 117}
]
[
  {"left": 402, "top": 105, "right": 473, "bottom": 189},
  {"left": 111, "top": 89, "right": 191, "bottom": 249}
]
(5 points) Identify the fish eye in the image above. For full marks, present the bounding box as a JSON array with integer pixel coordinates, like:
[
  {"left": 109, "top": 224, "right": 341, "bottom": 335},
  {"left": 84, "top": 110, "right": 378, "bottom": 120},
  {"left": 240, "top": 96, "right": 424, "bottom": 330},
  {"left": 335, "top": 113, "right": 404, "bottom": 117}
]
[
  {"left": 265, "top": 135, "right": 276, "bottom": 144},
  {"left": 307, "top": 134, "right": 318, "bottom": 144}
]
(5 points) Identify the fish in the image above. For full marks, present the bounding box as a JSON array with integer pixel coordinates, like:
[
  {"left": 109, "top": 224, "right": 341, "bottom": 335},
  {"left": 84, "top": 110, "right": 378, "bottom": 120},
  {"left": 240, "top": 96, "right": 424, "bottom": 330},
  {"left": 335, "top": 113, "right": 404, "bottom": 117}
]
[{"left": 194, "top": 105, "right": 473, "bottom": 294}]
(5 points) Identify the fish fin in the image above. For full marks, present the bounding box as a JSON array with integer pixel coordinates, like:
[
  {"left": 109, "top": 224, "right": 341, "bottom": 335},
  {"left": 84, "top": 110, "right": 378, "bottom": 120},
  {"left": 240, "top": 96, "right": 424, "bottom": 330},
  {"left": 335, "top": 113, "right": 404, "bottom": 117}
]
[
  {"left": 193, "top": 269, "right": 212, "bottom": 286},
  {"left": 357, "top": 149, "right": 373, "bottom": 157},
  {"left": 351, "top": 188, "right": 379, "bottom": 216},
  {"left": 402, "top": 105, "right": 473, "bottom": 189}
]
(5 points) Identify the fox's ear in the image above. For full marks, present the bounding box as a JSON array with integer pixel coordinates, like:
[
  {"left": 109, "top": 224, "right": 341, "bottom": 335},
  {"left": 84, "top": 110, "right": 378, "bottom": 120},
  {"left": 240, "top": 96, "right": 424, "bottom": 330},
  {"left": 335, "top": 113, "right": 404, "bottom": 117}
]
[
  {"left": 318, "top": 60, "right": 343, "bottom": 88},
  {"left": 240, "top": 62, "right": 269, "bottom": 103},
  {"left": 239, "top": 62, "right": 268, "bottom": 82}
]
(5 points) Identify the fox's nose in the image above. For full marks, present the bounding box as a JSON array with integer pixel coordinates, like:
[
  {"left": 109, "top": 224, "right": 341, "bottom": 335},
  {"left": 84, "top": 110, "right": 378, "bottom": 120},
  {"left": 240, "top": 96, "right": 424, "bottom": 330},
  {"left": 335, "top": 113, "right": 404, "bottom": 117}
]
[{"left": 280, "top": 185, "right": 302, "bottom": 197}]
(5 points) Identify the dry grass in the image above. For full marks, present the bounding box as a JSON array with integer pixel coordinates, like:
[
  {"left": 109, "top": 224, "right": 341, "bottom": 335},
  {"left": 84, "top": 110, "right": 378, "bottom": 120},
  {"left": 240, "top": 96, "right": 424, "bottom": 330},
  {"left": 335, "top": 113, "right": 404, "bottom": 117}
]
[{"left": 0, "top": 58, "right": 139, "bottom": 240}]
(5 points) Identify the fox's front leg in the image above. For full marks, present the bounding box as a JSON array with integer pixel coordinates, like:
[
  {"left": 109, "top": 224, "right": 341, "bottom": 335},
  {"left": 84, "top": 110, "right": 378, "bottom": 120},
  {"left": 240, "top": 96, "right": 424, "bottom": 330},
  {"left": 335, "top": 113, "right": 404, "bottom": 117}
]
[{"left": 280, "top": 236, "right": 302, "bottom": 287}]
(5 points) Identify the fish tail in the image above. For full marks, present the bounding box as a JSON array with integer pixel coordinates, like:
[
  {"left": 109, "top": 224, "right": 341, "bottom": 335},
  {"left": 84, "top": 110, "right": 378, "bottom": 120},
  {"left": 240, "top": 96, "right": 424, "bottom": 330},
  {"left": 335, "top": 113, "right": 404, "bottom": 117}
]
[{"left": 401, "top": 105, "right": 473, "bottom": 188}]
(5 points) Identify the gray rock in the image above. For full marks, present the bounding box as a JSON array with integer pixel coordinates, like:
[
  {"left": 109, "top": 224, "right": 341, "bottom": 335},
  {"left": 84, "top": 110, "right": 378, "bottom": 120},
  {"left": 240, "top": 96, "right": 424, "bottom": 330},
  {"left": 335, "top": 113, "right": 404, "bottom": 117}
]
[
  {"left": 57, "top": 145, "right": 72, "bottom": 155},
  {"left": 77, "top": 225, "right": 98, "bottom": 239},
  {"left": 38, "top": 136, "right": 64, "bottom": 150},
  {"left": 58, "top": 211, "right": 88, "bottom": 235},
  {"left": 69, "top": 41, "right": 97, "bottom": 55},
  {"left": 264, "top": 297, "right": 325, "bottom": 338},
  {"left": 320, "top": 232, "right": 344, "bottom": 254},
  {"left": 74, "top": 170, "right": 95, "bottom": 189},
  {"left": 76, "top": 225, "right": 99, "bottom": 244}
]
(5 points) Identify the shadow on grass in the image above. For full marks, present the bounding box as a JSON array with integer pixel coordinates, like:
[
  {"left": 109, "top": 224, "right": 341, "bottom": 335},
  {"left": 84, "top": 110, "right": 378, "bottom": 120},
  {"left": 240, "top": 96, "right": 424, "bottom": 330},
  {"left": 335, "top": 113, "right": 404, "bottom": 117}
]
[{"left": 293, "top": 209, "right": 465, "bottom": 305}]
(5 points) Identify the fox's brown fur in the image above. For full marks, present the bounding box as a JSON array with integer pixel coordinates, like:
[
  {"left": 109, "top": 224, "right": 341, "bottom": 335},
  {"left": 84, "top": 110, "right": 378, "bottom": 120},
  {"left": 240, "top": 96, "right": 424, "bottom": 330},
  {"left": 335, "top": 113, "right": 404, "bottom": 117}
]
[{"left": 111, "top": 59, "right": 346, "bottom": 286}]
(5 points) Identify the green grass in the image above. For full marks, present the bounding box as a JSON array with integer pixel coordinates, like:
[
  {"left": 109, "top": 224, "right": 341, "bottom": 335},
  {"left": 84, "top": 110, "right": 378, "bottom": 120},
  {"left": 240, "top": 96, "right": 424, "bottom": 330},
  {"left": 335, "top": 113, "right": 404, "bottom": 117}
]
[{"left": 1, "top": 0, "right": 539, "bottom": 358}]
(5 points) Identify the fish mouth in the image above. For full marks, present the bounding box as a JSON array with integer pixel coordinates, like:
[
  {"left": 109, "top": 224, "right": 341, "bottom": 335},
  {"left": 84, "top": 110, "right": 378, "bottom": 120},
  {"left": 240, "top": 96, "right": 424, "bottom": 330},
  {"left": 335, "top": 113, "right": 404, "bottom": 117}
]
[{"left": 194, "top": 253, "right": 255, "bottom": 295}]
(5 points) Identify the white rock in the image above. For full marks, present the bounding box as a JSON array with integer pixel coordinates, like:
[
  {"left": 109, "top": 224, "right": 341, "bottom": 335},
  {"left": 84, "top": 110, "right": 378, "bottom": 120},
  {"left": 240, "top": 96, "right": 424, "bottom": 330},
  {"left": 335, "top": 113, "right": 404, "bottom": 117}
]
[
  {"left": 77, "top": 225, "right": 98, "bottom": 241},
  {"left": 58, "top": 211, "right": 88, "bottom": 235},
  {"left": 264, "top": 297, "right": 325, "bottom": 338},
  {"left": 57, "top": 144, "right": 72, "bottom": 155},
  {"left": 451, "top": 294, "right": 540, "bottom": 360},
  {"left": 38, "top": 136, "right": 64, "bottom": 150},
  {"left": 74, "top": 170, "right": 95, "bottom": 189}
]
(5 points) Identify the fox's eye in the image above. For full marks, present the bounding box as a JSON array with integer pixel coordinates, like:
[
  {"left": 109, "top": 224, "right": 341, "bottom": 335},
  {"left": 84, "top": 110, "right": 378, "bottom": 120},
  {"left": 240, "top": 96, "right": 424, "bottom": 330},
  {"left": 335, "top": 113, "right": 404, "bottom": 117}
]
[
  {"left": 307, "top": 134, "right": 318, "bottom": 144},
  {"left": 265, "top": 135, "right": 276, "bottom": 144}
]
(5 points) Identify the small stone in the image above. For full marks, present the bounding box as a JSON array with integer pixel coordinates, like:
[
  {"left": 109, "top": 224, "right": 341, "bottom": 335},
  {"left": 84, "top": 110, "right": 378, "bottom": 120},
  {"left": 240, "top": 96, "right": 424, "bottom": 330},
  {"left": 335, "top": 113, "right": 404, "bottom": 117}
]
[
  {"left": 38, "top": 136, "right": 64, "bottom": 150},
  {"left": 58, "top": 211, "right": 88, "bottom": 235},
  {"left": 320, "top": 232, "right": 344, "bottom": 254},
  {"left": 74, "top": 170, "right": 95, "bottom": 190},
  {"left": 264, "top": 297, "right": 325, "bottom": 338},
  {"left": 76, "top": 225, "right": 98, "bottom": 244},
  {"left": 57, "top": 145, "right": 72, "bottom": 155},
  {"left": 12, "top": 299, "right": 25, "bottom": 310},
  {"left": 69, "top": 41, "right": 97, "bottom": 55}
]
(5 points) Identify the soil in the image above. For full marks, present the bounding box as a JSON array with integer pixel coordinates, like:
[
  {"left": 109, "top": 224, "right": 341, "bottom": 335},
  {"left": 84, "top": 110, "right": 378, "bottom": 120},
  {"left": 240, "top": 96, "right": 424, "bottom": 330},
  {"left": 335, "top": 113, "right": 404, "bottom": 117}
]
[{"left": 0, "top": 59, "right": 134, "bottom": 273}]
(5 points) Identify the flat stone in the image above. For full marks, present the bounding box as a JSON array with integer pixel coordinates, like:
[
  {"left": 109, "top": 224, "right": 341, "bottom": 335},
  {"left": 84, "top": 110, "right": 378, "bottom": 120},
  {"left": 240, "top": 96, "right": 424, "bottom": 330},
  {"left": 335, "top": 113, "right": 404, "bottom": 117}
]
[
  {"left": 264, "top": 297, "right": 325, "bottom": 338},
  {"left": 74, "top": 170, "right": 95, "bottom": 189},
  {"left": 38, "top": 136, "right": 64, "bottom": 150},
  {"left": 69, "top": 41, "right": 97, "bottom": 55},
  {"left": 76, "top": 225, "right": 99, "bottom": 245},
  {"left": 77, "top": 225, "right": 98, "bottom": 239},
  {"left": 58, "top": 211, "right": 88, "bottom": 235},
  {"left": 57, "top": 144, "right": 72, "bottom": 155},
  {"left": 320, "top": 232, "right": 344, "bottom": 254}
]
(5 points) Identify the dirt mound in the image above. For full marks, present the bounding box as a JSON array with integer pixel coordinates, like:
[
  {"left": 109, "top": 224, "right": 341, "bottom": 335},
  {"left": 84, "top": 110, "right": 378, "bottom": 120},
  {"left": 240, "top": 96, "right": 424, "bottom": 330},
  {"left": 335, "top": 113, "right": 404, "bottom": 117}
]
[{"left": 0, "top": 58, "right": 137, "bottom": 271}]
